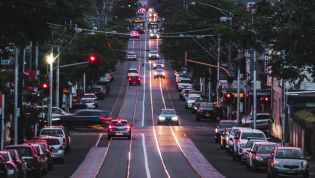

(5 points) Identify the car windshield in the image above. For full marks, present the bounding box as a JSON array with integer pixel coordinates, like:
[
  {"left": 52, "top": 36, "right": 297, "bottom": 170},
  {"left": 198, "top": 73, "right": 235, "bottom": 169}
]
[
  {"left": 76, "top": 110, "right": 109, "bottom": 116},
  {"left": 180, "top": 80, "right": 191, "bottom": 84},
  {"left": 218, "top": 122, "right": 238, "bottom": 129},
  {"left": 200, "top": 103, "right": 213, "bottom": 109},
  {"left": 128, "top": 70, "right": 138, "bottom": 73},
  {"left": 15, "top": 147, "right": 32, "bottom": 157},
  {"left": 112, "top": 121, "right": 128, "bottom": 126},
  {"left": 84, "top": 94, "right": 95, "bottom": 98},
  {"left": 189, "top": 96, "right": 200, "bottom": 100},
  {"left": 245, "top": 140, "right": 264, "bottom": 148},
  {"left": 89, "top": 88, "right": 101, "bottom": 92},
  {"left": 161, "top": 110, "right": 176, "bottom": 115},
  {"left": 257, "top": 145, "right": 276, "bottom": 154},
  {"left": 156, "top": 69, "right": 164, "bottom": 72},
  {"left": 241, "top": 132, "right": 265, "bottom": 139},
  {"left": 150, "top": 51, "right": 158, "bottom": 54},
  {"left": 41, "top": 129, "right": 64, "bottom": 137},
  {"left": 81, "top": 99, "right": 94, "bottom": 103},
  {"left": 45, "top": 139, "right": 60, "bottom": 146},
  {"left": 275, "top": 149, "right": 304, "bottom": 159},
  {"left": 257, "top": 115, "right": 270, "bottom": 120}
]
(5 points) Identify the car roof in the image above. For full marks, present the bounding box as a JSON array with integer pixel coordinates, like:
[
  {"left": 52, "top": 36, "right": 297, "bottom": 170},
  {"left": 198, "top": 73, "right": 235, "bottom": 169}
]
[
  {"left": 129, "top": 73, "right": 140, "bottom": 77},
  {"left": 75, "top": 109, "right": 108, "bottom": 112},
  {"left": 161, "top": 108, "right": 175, "bottom": 111},
  {"left": 254, "top": 141, "right": 278, "bottom": 146},
  {"left": 128, "top": 68, "right": 138, "bottom": 70},
  {"left": 277, "top": 147, "right": 302, "bottom": 150},
  {"left": 220, "top": 120, "right": 238, "bottom": 123}
]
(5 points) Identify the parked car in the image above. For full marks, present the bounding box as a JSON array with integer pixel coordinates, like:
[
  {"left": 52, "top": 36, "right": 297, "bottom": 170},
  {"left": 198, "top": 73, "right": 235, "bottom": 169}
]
[
  {"left": 82, "top": 93, "right": 98, "bottom": 101},
  {"left": 5, "top": 144, "right": 42, "bottom": 177},
  {"left": 241, "top": 113, "right": 272, "bottom": 131},
  {"left": 240, "top": 138, "right": 267, "bottom": 163},
  {"left": 26, "top": 143, "right": 48, "bottom": 175},
  {"left": 24, "top": 139, "right": 53, "bottom": 170},
  {"left": 267, "top": 147, "right": 311, "bottom": 178},
  {"left": 232, "top": 128, "right": 267, "bottom": 160},
  {"left": 158, "top": 109, "right": 179, "bottom": 125},
  {"left": 39, "top": 126, "right": 71, "bottom": 152},
  {"left": 226, "top": 127, "right": 251, "bottom": 154},
  {"left": 99, "top": 74, "right": 112, "bottom": 83},
  {"left": 0, "top": 155, "right": 8, "bottom": 178},
  {"left": 89, "top": 87, "right": 106, "bottom": 100},
  {"left": 81, "top": 98, "right": 98, "bottom": 109},
  {"left": 177, "top": 79, "right": 192, "bottom": 92},
  {"left": 107, "top": 119, "right": 133, "bottom": 140},
  {"left": 37, "top": 136, "right": 65, "bottom": 163},
  {"left": 191, "top": 101, "right": 202, "bottom": 114},
  {"left": 5, "top": 149, "right": 27, "bottom": 178},
  {"left": 195, "top": 102, "right": 217, "bottom": 121},
  {"left": 0, "top": 150, "right": 19, "bottom": 178},
  {"left": 37, "top": 106, "right": 73, "bottom": 123},
  {"left": 214, "top": 120, "right": 239, "bottom": 143},
  {"left": 179, "top": 88, "right": 192, "bottom": 101},
  {"left": 246, "top": 142, "right": 279, "bottom": 171},
  {"left": 59, "top": 109, "right": 111, "bottom": 128},
  {"left": 185, "top": 93, "right": 202, "bottom": 110}
]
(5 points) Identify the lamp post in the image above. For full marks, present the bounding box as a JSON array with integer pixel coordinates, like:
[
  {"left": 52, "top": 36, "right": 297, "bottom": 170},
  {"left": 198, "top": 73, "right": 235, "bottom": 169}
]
[{"left": 47, "top": 52, "right": 55, "bottom": 126}]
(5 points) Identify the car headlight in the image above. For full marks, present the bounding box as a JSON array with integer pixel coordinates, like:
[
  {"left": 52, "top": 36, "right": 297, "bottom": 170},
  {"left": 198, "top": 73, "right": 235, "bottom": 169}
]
[
  {"left": 157, "top": 54, "right": 159, "bottom": 57},
  {"left": 215, "top": 128, "right": 218, "bottom": 133},
  {"left": 154, "top": 72, "right": 157, "bottom": 75},
  {"left": 172, "top": 116, "right": 178, "bottom": 121},
  {"left": 159, "top": 116, "right": 165, "bottom": 121},
  {"left": 255, "top": 156, "right": 264, "bottom": 161},
  {"left": 162, "top": 72, "right": 165, "bottom": 75}
]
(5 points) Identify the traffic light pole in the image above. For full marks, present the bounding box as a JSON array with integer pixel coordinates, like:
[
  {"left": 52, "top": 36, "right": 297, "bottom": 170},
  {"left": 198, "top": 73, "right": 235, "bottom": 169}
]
[
  {"left": 253, "top": 51, "right": 257, "bottom": 129},
  {"left": 56, "top": 47, "right": 60, "bottom": 108},
  {"left": 48, "top": 60, "right": 53, "bottom": 126},
  {"left": 14, "top": 48, "right": 19, "bottom": 144}
]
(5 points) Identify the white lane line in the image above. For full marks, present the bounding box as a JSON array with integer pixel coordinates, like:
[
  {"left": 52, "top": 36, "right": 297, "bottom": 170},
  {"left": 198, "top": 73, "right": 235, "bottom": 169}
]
[
  {"left": 142, "top": 30, "right": 147, "bottom": 127},
  {"left": 95, "top": 133, "right": 103, "bottom": 147},
  {"left": 142, "top": 133, "right": 151, "bottom": 178},
  {"left": 159, "top": 79, "right": 166, "bottom": 108}
]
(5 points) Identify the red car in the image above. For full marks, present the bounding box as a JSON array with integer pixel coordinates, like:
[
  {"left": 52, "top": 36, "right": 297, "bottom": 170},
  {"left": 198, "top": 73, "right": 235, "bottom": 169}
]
[
  {"left": 25, "top": 139, "right": 53, "bottom": 170},
  {"left": 128, "top": 74, "right": 141, "bottom": 86},
  {"left": 130, "top": 30, "right": 139, "bottom": 38}
]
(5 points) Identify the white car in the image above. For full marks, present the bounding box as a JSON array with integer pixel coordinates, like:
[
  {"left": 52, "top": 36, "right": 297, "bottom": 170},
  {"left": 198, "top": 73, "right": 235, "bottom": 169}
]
[
  {"left": 185, "top": 93, "right": 202, "bottom": 109},
  {"left": 148, "top": 50, "right": 159, "bottom": 59},
  {"left": 99, "top": 74, "right": 112, "bottom": 83},
  {"left": 153, "top": 62, "right": 165, "bottom": 69},
  {"left": 232, "top": 128, "right": 267, "bottom": 160},
  {"left": 81, "top": 98, "right": 98, "bottom": 108},
  {"left": 39, "top": 136, "right": 65, "bottom": 163},
  {"left": 226, "top": 127, "right": 249, "bottom": 153},
  {"left": 82, "top": 93, "right": 97, "bottom": 100},
  {"left": 153, "top": 68, "right": 165, "bottom": 78},
  {"left": 126, "top": 51, "right": 137, "bottom": 61},
  {"left": 39, "top": 126, "right": 71, "bottom": 152},
  {"left": 37, "top": 106, "right": 73, "bottom": 121},
  {"left": 177, "top": 78, "right": 193, "bottom": 91}
]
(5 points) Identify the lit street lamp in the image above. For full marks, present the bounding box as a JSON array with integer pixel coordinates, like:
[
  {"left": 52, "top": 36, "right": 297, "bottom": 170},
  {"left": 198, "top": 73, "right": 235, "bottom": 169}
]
[{"left": 47, "top": 52, "right": 55, "bottom": 126}]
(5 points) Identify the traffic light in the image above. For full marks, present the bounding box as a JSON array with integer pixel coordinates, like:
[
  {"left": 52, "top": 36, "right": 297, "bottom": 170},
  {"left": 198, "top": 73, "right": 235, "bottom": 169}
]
[
  {"left": 88, "top": 54, "right": 97, "bottom": 63},
  {"left": 224, "top": 92, "right": 234, "bottom": 104},
  {"left": 41, "top": 82, "right": 49, "bottom": 96},
  {"left": 260, "top": 96, "right": 270, "bottom": 103}
]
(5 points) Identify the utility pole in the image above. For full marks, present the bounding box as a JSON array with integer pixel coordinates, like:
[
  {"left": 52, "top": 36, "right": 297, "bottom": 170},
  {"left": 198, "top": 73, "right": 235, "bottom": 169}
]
[
  {"left": 83, "top": 72, "right": 86, "bottom": 94},
  {"left": 237, "top": 65, "right": 240, "bottom": 123},
  {"left": 281, "top": 78, "right": 286, "bottom": 146},
  {"left": 253, "top": 50, "right": 257, "bottom": 129},
  {"left": 216, "top": 36, "right": 221, "bottom": 104},
  {"left": 184, "top": 51, "right": 187, "bottom": 67},
  {"left": 14, "top": 48, "right": 19, "bottom": 144},
  {"left": 56, "top": 47, "right": 60, "bottom": 107},
  {"left": 35, "top": 43, "right": 39, "bottom": 80},
  {"left": 1, "top": 95, "right": 5, "bottom": 150}
]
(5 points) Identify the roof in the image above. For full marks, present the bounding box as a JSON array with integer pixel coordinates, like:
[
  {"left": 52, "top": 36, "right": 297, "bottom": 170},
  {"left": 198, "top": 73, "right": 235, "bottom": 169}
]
[
  {"left": 277, "top": 147, "right": 302, "bottom": 150},
  {"left": 220, "top": 120, "right": 238, "bottom": 123}
]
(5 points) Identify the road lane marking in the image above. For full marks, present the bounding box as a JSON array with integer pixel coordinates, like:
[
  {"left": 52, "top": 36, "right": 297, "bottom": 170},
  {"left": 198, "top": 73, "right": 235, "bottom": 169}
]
[
  {"left": 142, "top": 133, "right": 151, "bottom": 178},
  {"left": 95, "top": 133, "right": 103, "bottom": 147},
  {"left": 159, "top": 79, "right": 166, "bottom": 108},
  {"left": 142, "top": 31, "right": 147, "bottom": 127}
]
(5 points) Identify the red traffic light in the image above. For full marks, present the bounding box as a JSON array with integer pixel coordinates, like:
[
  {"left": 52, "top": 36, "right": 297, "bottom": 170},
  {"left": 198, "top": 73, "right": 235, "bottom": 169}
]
[
  {"left": 42, "top": 83, "right": 48, "bottom": 89},
  {"left": 88, "top": 54, "right": 97, "bottom": 63},
  {"left": 260, "top": 96, "right": 270, "bottom": 102},
  {"left": 226, "top": 93, "right": 232, "bottom": 98}
]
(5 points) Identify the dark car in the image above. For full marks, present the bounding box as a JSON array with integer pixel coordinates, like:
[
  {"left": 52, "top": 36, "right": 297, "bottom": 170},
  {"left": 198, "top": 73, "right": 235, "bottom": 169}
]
[
  {"left": 89, "top": 87, "right": 106, "bottom": 100},
  {"left": 214, "top": 120, "right": 239, "bottom": 143},
  {"left": 5, "top": 149, "right": 27, "bottom": 178},
  {"left": 108, "top": 119, "right": 133, "bottom": 140},
  {"left": 195, "top": 102, "right": 217, "bottom": 121},
  {"left": 0, "top": 155, "right": 8, "bottom": 178},
  {"left": 24, "top": 140, "right": 53, "bottom": 170},
  {"left": 5, "top": 144, "right": 43, "bottom": 177},
  {"left": 267, "top": 147, "right": 311, "bottom": 178},
  {"left": 60, "top": 109, "right": 111, "bottom": 128},
  {"left": 248, "top": 142, "right": 279, "bottom": 171}
]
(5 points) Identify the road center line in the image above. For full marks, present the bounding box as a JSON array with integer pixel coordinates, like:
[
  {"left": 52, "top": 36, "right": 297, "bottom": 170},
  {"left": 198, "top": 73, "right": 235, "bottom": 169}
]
[{"left": 142, "top": 133, "right": 151, "bottom": 178}]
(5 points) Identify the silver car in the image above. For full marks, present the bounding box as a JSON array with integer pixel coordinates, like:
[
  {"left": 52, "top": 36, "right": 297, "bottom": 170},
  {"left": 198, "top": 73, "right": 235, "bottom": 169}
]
[
  {"left": 39, "top": 136, "right": 65, "bottom": 163},
  {"left": 158, "top": 109, "right": 179, "bottom": 125}
]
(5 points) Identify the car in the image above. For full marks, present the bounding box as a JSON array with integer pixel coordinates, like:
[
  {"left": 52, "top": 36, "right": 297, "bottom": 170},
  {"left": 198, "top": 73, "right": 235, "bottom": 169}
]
[
  {"left": 177, "top": 79, "right": 193, "bottom": 92},
  {"left": 130, "top": 30, "right": 139, "bottom": 38},
  {"left": 99, "top": 74, "right": 112, "bottom": 83},
  {"left": 126, "top": 51, "right": 137, "bottom": 61},
  {"left": 89, "top": 87, "right": 106, "bottom": 100},
  {"left": 150, "top": 32, "right": 160, "bottom": 39},
  {"left": 232, "top": 128, "right": 267, "bottom": 160},
  {"left": 241, "top": 113, "right": 272, "bottom": 131},
  {"left": 107, "top": 119, "right": 133, "bottom": 140},
  {"left": 127, "top": 68, "right": 139, "bottom": 78},
  {"left": 246, "top": 142, "right": 279, "bottom": 171},
  {"left": 82, "top": 93, "right": 97, "bottom": 101},
  {"left": 214, "top": 120, "right": 239, "bottom": 143},
  {"left": 5, "top": 144, "right": 43, "bottom": 177},
  {"left": 191, "top": 101, "right": 202, "bottom": 113},
  {"left": 220, "top": 128, "right": 231, "bottom": 149},
  {"left": 153, "top": 68, "right": 165, "bottom": 78},
  {"left": 240, "top": 138, "right": 267, "bottom": 163},
  {"left": 0, "top": 154, "right": 8, "bottom": 178},
  {"left": 152, "top": 60, "right": 165, "bottom": 69},
  {"left": 267, "top": 147, "right": 310, "bottom": 178},
  {"left": 26, "top": 143, "right": 48, "bottom": 175},
  {"left": 179, "top": 88, "right": 193, "bottom": 101},
  {"left": 24, "top": 139, "right": 53, "bottom": 170},
  {"left": 37, "top": 106, "right": 73, "bottom": 122},
  {"left": 185, "top": 93, "right": 202, "bottom": 109},
  {"left": 37, "top": 136, "right": 65, "bottom": 163},
  {"left": 39, "top": 126, "right": 71, "bottom": 152},
  {"left": 59, "top": 109, "right": 111, "bottom": 128},
  {"left": 5, "top": 149, "right": 27, "bottom": 178},
  {"left": 148, "top": 50, "right": 159, "bottom": 60},
  {"left": 158, "top": 109, "right": 179, "bottom": 125},
  {"left": 128, "top": 73, "right": 141, "bottom": 86},
  {"left": 226, "top": 127, "right": 250, "bottom": 154},
  {"left": 0, "top": 150, "right": 19, "bottom": 178},
  {"left": 195, "top": 102, "right": 217, "bottom": 121},
  {"left": 81, "top": 98, "right": 98, "bottom": 109}
]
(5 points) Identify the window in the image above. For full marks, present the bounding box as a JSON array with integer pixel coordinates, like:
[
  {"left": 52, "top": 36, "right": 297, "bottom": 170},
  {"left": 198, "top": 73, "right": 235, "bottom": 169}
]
[
  {"left": 46, "top": 139, "right": 60, "bottom": 145},
  {"left": 241, "top": 132, "right": 265, "bottom": 139},
  {"left": 257, "top": 145, "right": 276, "bottom": 154},
  {"left": 275, "top": 149, "right": 304, "bottom": 159},
  {"left": 40, "top": 129, "right": 64, "bottom": 137},
  {"left": 161, "top": 109, "right": 176, "bottom": 115}
]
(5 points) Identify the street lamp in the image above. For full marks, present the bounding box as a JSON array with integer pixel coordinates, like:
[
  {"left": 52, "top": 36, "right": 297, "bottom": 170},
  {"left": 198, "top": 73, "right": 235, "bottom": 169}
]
[{"left": 47, "top": 52, "right": 55, "bottom": 126}]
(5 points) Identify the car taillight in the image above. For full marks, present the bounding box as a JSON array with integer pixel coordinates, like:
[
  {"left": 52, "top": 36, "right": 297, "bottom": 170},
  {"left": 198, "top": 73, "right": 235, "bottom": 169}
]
[
  {"left": 59, "top": 145, "right": 64, "bottom": 150},
  {"left": 128, "top": 78, "right": 131, "bottom": 81},
  {"left": 126, "top": 125, "right": 131, "bottom": 130},
  {"left": 6, "top": 163, "right": 15, "bottom": 169},
  {"left": 108, "top": 125, "right": 113, "bottom": 130},
  {"left": 138, "top": 78, "right": 141, "bottom": 81}
]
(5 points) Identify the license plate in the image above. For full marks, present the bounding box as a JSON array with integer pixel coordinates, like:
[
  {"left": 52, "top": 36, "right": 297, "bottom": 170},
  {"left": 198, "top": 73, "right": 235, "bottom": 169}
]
[{"left": 116, "top": 132, "right": 123, "bottom": 135}]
